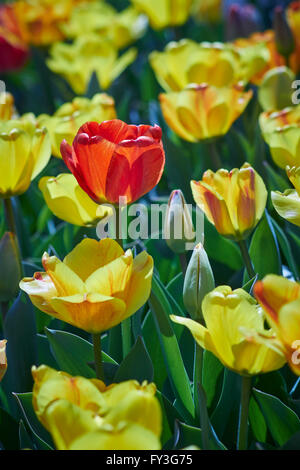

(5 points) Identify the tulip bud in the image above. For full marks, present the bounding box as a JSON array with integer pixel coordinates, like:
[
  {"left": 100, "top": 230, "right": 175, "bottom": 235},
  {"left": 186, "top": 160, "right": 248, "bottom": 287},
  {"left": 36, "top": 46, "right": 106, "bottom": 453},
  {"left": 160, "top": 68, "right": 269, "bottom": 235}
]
[
  {"left": 273, "top": 6, "right": 295, "bottom": 60},
  {"left": 0, "top": 232, "right": 21, "bottom": 302},
  {"left": 226, "top": 4, "right": 262, "bottom": 41},
  {"left": 164, "top": 190, "right": 195, "bottom": 254},
  {"left": 0, "top": 340, "right": 7, "bottom": 382},
  {"left": 183, "top": 243, "right": 215, "bottom": 322},
  {"left": 258, "top": 66, "right": 295, "bottom": 111}
]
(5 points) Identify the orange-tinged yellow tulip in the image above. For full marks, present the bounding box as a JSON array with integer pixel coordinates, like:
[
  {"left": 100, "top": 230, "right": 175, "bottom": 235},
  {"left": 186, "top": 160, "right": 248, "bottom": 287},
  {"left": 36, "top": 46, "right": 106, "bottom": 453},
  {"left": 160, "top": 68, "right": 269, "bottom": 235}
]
[
  {"left": 32, "top": 365, "right": 162, "bottom": 450},
  {"left": 260, "top": 106, "right": 300, "bottom": 169},
  {"left": 47, "top": 34, "right": 137, "bottom": 94},
  {"left": 150, "top": 40, "right": 248, "bottom": 92},
  {"left": 20, "top": 238, "right": 153, "bottom": 333},
  {"left": 62, "top": 2, "right": 147, "bottom": 49},
  {"left": 272, "top": 166, "right": 300, "bottom": 227},
  {"left": 192, "top": 0, "right": 222, "bottom": 23},
  {"left": 12, "top": 0, "right": 91, "bottom": 46},
  {"left": 191, "top": 163, "right": 267, "bottom": 241},
  {"left": 131, "top": 0, "right": 192, "bottom": 30},
  {"left": 38, "top": 94, "right": 116, "bottom": 158},
  {"left": 0, "top": 92, "right": 15, "bottom": 121},
  {"left": 39, "top": 174, "right": 111, "bottom": 227},
  {"left": 287, "top": 2, "right": 300, "bottom": 73},
  {"left": 254, "top": 275, "right": 300, "bottom": 375},
  {"left": 0, "top": 118, "right": 51, "bottom": 198},
  {"left": 233, "top": 31, "right": 286, "bottom": 85},
  {"left": 171, "top": 286, "right": 285, "bottom": 376},
  {"left": 160, "top": 83, "right": 252, "bottom": 142},
  {"left": 0, "top": 340, "right": 7, "bottom": 382}
]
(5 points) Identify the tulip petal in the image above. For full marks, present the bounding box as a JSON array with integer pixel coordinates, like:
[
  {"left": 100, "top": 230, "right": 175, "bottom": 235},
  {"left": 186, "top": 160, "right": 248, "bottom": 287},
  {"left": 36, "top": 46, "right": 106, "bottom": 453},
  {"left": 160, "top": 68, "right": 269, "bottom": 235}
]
[
  {"left": 63, "top": 238, "right": 124, "bottom": 281},
  {"left": 49, "top": 293, "right": 126, "bottom": 334},
  {"left": 70, "top": 423, "right": 161, "bottom": 450},
  {"left": 85, "top": 250, "right": 133, "bottom": 298},
  {"left": 42, "top": 253, "right": 86, "bottom": 296},
  {"left": 271, "top": 189, "right": 300, "bottom": 227},
  {"left": 19, "top": 273, "right": 57, "bottom": 315},
  {"left": 125, "top": 251, "right": 154, "bottom": 318},
  {"left": 44, "top": 400, "right": 100, "bottom": 450},
  {"left": 170, "top": 314, "right": 216, "bottom": 353}
]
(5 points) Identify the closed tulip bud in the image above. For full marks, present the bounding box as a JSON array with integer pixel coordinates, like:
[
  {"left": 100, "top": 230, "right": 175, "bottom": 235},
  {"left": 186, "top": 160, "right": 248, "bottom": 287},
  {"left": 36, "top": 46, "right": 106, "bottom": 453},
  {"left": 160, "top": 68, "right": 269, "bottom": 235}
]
[
  {"left": 273, "top": 6, "right": 295, "bottom": 60},
  {"left": 0, "top": 340, "right": 7, "bottom": 382},
  {"left": 258, "top": 66, "right": 295, "bottom": 111},
  {"left": 0, "top": 232, "right": 22, "bottom": 302},
  {"left": 164, "top": 190, "right": 195, "bottom": 254},
  {"left": 183, "top": 243, "right": 215, "bottom": 322},
  {"left": 226, "top": 4, "right": 261, "bottom": 41}
]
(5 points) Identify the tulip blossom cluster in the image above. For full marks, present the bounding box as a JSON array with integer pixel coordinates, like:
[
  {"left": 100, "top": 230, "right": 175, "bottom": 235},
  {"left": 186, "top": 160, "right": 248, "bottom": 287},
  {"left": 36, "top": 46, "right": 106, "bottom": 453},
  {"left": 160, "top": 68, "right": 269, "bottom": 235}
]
[{"left": 1, "top": 0, "right": 300, "bottom": 454}]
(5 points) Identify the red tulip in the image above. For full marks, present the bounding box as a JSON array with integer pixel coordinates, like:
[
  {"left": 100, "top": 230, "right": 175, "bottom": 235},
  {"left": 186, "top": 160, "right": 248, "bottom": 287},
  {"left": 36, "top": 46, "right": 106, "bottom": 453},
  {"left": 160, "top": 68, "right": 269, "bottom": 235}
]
[
  {"left": 0, "top": 5, "right": 28, "bottom": 73},
  {"left": 61, "top": 119, "right": 165, "bottom": 205}
]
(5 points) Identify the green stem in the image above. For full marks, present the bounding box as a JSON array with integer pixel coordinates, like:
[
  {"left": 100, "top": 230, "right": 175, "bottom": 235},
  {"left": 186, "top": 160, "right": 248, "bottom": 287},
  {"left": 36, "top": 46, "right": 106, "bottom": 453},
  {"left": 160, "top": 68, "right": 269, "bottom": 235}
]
[
  {"left": 238, "top": 240, "right": 256, "bottom": 279},
  {"left": 1, "top": 301, "right": 9, "bottom": 325},
  {"left": 115, "top": 206, "right": 132, "bottom": 358},
  {"left": 237, "top": 375, "right": 252, "bottom": 450},
  {"left": 207, "top": 140, "right": 222, "bottom": 171},
  {"left": 193, "top": 343, "right": 203, "bottom": 423},
  {"left": 3, "top": 198, "right": 23, "bottom": 276},
  {"left": 92, "top": 333, "right": 104, "bottom": 381}
]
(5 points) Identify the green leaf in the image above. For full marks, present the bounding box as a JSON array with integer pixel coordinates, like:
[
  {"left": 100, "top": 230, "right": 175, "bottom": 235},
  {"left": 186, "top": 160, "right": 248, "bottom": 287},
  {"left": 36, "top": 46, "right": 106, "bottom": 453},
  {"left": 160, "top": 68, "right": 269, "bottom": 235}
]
[
  {"left": 0, "top": 232, "right": 21, "bottom": 301},
  {"left": 281, "top": 431, "right": 300, "bottom": 450},
  {"left": 2, "top": 293, "right": 37, "bottom": 417},
  {"left": 149, "top": 275, "right": 195, "bottom": 422},
  {"left": 253, "top": 388, "right": 300, "bottom": 446},
  {"left": 45, "top": 328, "right": 117, "bottom": 379},
  {"left": 0, "top": 407, "right": 19, "bottom": 450},
  {"left": 271, "top": 217, "right": 299, "bottom": 280},
  {"left": 249, "top": 396, "right": 267, "bottom": 444},
  {"left": 19, "top": 420, "right": 34, "bottom": 450},
  {"left": 204, "top": 218, "right": 243, "bottom": 271},
  {"left": 202, "top": 351, "right": 224, "bottom": 411},
  {"left": 142, "top": 310, "right": 168, "bottom": 391},
  {"left": 13, "top": 392, "right": 53, "bottom": 450},
  {"left": 174, "top": 421, "right": 226, "bottom": 450},
  {"left": 114, "top": 336, "right": 153, "bottom": 383},
  {"left": 211, "top": 369, "right": 241, "bottom": 447},
  {"left": 156, "top": 390, "right": 181, "bottom": 448},
  {"left": 246, "top": 211, "right": 281, "bottom": 281}
]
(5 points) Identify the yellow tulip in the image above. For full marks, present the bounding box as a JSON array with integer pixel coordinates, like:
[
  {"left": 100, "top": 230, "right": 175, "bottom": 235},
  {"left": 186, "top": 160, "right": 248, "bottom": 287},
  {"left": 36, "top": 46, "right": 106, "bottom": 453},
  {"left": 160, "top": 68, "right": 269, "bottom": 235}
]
[
  {"left": 0, "top": 92, "right": 15, "bottom": 121},
  {"left": 150, "top": 40, "right": 246, "bottom": 92},
  {"left": 287, "top": 2, "right": 300, "bottom": 73},
  {"left": 191, "top": 163, "right": 267, "bottom": 241},
  {"left": 171, "top": 286, "right": 286, "bottom": 376},
  {"left": 38, "top": 94, "right": 116, "bottom": 158},
  {"left": 258, "top": 66, "right": 296, "bottom": 112},
  {"left": 131, "top": 0, "right": 192, "bottom": 30},
  {"left": 0, "top": 118, "right": 51, "bottom": 198},
  {"left": 0, "top": 340, "right": 7, "bottom": 382},
  {"left": 260, "top": 106, "right": 300, "bottom": 169},
  {"left": 45, "top": 400, "right": 161, "bottom": 450},
  {"left": 160, "top": 83, "right": 252, "bottom": 142},
  {"left": 39, "top": 174, "right": 111, "bottom": 227},
  {"left": 61, "top": 2, "right": 147, "bottom": 49},
  {"left": 192, "top": 0, "right": 222, "bottom": 23},
  {"left": 47, "top": 34, "right": 137, "bottom": 94},
  {"left": 254, "top": 275, "right": 300, "bottom": 375},
  {"left": 32, "top": 365, "right": 107, "bottom": 429},
  {"left": 271, "top": 166, "right": 300, "bottom": 227},
  {"left": 20, "top": 238, "right": 153, "bottom": 333},
  {"left": 32, "top": 365, "right": 162, "bottom": 450}
]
